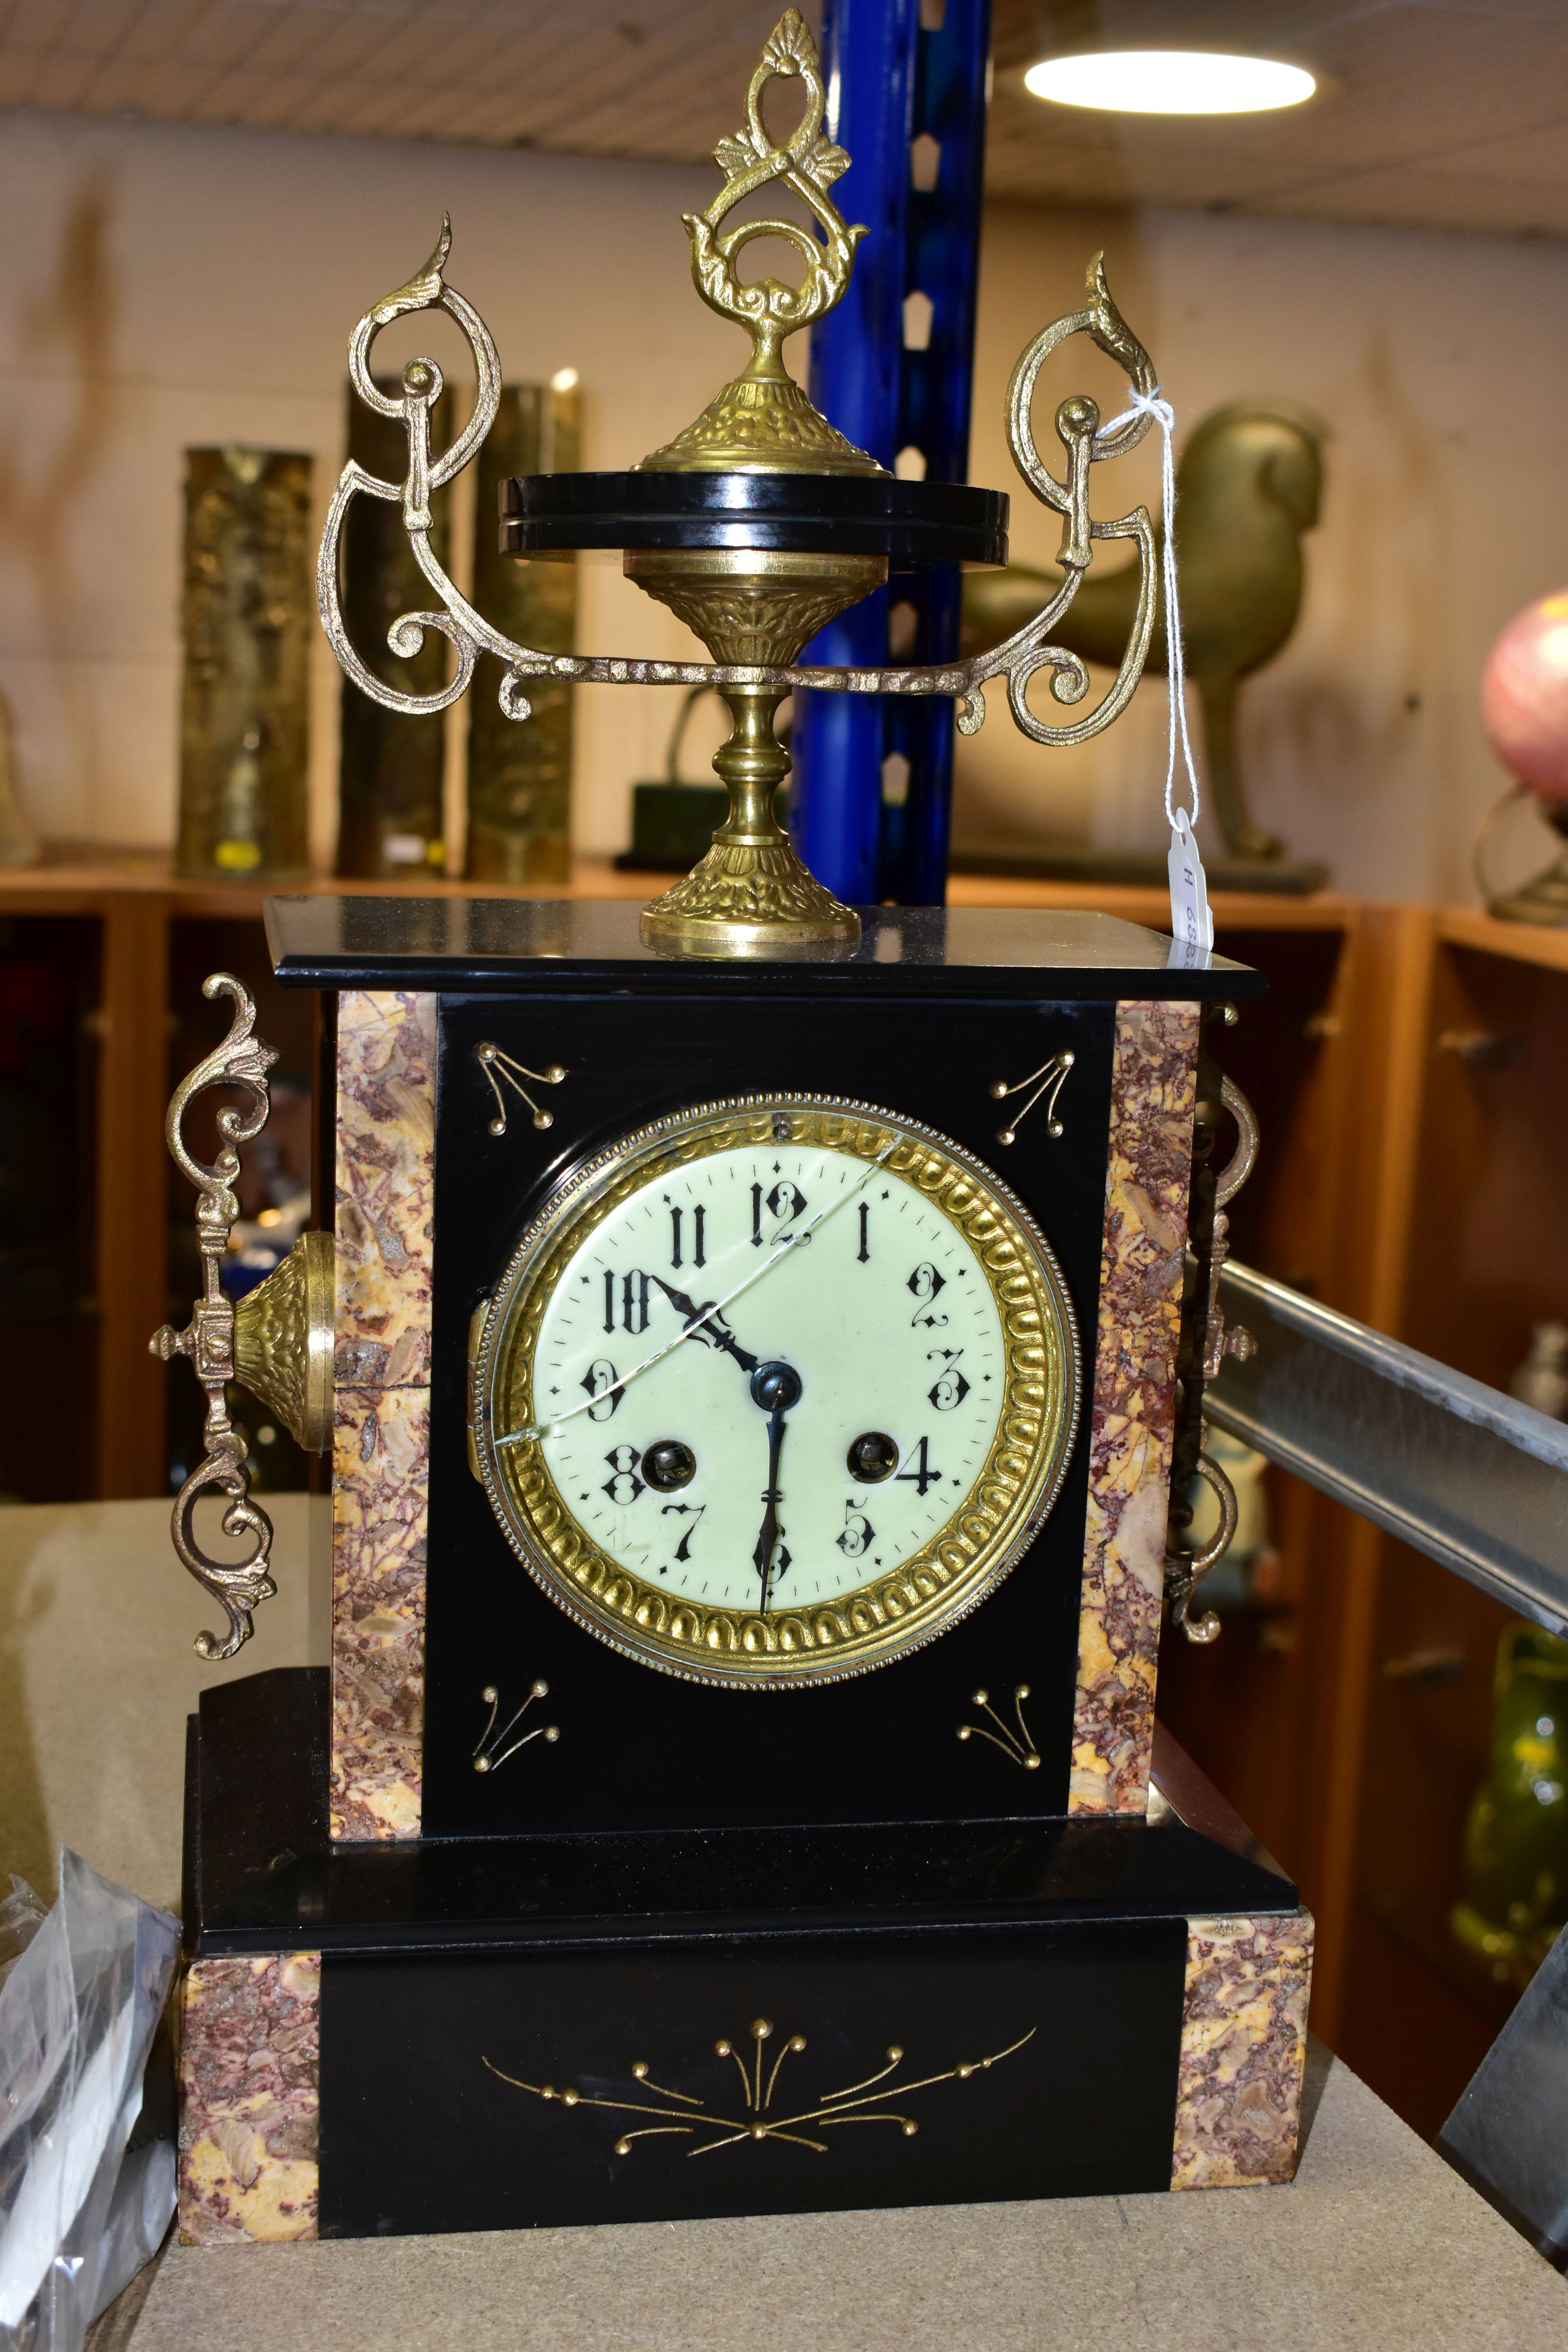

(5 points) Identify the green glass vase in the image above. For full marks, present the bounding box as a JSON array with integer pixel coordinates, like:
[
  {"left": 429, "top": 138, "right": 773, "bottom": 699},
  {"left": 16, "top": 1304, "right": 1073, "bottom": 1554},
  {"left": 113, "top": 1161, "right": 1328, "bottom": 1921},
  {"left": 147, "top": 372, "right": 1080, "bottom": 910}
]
[{"left": 1452, "top": 1623, "right": 1568, "bottom": 1989}]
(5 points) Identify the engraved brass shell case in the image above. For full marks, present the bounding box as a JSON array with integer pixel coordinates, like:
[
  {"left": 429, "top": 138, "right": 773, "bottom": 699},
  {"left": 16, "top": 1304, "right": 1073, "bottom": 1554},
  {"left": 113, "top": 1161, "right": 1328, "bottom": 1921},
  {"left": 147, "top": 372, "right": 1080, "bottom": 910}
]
[
  {"left": 468, "top": 1096, "right": 1081, "bottom": 1689},
  {"left": 232, "top": 1229, "right": 336, "bottom": 1454}
]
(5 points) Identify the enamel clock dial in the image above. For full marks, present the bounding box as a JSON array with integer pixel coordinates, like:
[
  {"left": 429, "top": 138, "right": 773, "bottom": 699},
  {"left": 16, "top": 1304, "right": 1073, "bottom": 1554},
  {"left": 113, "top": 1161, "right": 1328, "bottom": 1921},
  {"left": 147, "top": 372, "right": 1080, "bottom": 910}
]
[{"left": 469, "top": 1097, "right": 1080, "bottom": 1687}]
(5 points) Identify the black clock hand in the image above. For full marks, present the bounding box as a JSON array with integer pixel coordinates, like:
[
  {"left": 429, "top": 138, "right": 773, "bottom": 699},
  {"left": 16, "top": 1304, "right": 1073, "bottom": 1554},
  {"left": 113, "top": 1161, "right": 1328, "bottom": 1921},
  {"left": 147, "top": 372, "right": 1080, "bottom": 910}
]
[
  {"left": 754, "top": 1411, "right": 788, "bottom": 1613},
  {"left": 648, "top": 1275, "right": 759, "bottom": 1376},
  {"left": 748, "top": 1362, "right": 802, "bottom": 1613}
]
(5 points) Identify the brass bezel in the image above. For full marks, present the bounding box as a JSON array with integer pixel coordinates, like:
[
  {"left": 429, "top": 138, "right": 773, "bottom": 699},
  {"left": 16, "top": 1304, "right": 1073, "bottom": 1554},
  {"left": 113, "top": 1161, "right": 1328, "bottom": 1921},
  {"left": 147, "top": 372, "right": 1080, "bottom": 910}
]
[{"left": 470, "top": 1095, "right": 1081, "bottom": 1689}]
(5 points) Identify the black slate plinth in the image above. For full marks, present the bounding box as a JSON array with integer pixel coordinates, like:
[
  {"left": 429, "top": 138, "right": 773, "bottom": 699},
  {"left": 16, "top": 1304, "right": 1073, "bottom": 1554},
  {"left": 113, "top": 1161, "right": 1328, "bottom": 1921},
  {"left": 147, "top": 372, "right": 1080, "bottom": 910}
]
[
  {"left": 184, "top": 1670, "right": 1298, "bottom": 2236},
  {"left": 265, "top": 896, "right": 1262, "bottom": 1002}
]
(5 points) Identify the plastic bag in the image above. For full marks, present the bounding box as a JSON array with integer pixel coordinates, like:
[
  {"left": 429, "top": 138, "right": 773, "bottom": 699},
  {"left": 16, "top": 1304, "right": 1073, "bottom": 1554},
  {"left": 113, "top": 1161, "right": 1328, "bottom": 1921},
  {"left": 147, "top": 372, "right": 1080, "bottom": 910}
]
[
  {"left": 0, "top": 1885, "right": 46, "bottom": 1996},
  {"left": 0, "top": 1853, "right": 180, "bottom": 2351}
]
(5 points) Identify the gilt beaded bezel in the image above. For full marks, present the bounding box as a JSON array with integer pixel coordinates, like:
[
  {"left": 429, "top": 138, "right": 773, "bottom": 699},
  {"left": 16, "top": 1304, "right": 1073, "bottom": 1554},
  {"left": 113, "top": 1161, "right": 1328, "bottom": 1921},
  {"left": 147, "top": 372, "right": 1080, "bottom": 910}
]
[{"left": 470, "top": 1095, "right": 1080, "bottom": 1688}]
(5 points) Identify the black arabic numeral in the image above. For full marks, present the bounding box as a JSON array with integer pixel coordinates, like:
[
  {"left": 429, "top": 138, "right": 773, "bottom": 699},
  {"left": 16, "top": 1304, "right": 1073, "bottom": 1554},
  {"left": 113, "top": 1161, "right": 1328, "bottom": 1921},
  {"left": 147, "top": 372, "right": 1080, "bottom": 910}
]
[
  {"left": 927, "top": 1347, "right": 971, "bottom": 1412},
  {"left": 601, "top": 1444, "right": 644, "bottom": 1506},
  {"left": 661, "top": 1501, "right": 706, "bottom": 1566},
  {"left": 908, "top": 1261, "right": 949, "bottom": 1329},
  {"left": 766, "top": 1180, "right": 808, "bottom": 1231},
  {"left": 581, "top": 1360, "right": 621, "bottom": 1421},
  {"left": 751, "top": 1180, "right": 764, "bottom": 1249},
  {"left": 837, "top": 1501, "right": 875, "bottom": 1557},
  {"left": 666, "top": 1202, "right": 703, "bottom": 1271},
  {"left": 857, "top": 1201, "right": 870, "bottom": 1263},
  {"left": 895, "top": 1435, "right": 942, "bottom": 1496},
  {"left": 604, "top": 1271, "right": 652, "bottom": 1333}
]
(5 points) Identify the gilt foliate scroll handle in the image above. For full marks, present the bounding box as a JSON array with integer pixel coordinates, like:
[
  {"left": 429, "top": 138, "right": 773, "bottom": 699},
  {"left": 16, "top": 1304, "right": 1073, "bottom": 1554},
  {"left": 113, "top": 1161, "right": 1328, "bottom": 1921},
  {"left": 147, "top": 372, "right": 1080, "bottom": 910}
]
[
  {"left": 320, "top": 227, "right": 1162, "bottom": 746},
  {"left": 150, "top": 974, "right": 280, "bottom": 1661}
]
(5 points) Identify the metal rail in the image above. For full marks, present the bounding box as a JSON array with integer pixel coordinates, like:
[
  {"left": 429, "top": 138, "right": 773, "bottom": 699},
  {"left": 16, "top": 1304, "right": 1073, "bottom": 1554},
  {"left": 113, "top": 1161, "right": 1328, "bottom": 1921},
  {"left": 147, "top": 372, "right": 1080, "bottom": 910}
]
[{"left": 1206, "top": 1261, "right": 1568, "bottom": 1640}]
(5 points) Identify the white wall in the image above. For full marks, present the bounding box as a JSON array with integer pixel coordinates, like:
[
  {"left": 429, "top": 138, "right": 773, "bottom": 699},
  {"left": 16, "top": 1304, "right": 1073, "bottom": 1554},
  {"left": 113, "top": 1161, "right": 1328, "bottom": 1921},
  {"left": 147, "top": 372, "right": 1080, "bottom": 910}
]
[
  {"left": 2, "top": 110, "right": 1566, "bottom": 898},
  {"left": 0, "top": 109, "right": 737, "bottom": 865},
  {"left": 960, "top": 203, "right": 1568, "bottom": 901}
]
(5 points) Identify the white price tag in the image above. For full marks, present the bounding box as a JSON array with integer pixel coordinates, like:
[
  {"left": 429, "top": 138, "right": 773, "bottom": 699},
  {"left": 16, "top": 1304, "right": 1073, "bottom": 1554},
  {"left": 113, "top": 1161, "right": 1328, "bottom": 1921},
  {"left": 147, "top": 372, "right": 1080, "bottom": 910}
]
[
  {"left": 1167, "top": 809, "right": 1213, "bottom": 967},
  {"left": 1101, "top": 383, "right": 1214, "bottom": 971}
]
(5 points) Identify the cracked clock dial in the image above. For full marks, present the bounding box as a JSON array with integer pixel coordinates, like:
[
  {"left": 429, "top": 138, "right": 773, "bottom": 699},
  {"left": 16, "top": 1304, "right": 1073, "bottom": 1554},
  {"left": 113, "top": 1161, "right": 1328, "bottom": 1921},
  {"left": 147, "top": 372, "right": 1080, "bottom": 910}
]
[{"left": 470, "top": 1098, "right": 1080, "bottom": 1688}]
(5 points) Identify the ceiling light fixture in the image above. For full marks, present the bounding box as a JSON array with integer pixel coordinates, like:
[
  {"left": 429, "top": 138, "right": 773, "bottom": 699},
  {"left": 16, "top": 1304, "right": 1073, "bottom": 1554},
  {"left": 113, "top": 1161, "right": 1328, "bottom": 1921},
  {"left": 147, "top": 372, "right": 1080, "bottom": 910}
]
[{"left": 1024, "top": 50, "right": 1315, "bottom": 116}]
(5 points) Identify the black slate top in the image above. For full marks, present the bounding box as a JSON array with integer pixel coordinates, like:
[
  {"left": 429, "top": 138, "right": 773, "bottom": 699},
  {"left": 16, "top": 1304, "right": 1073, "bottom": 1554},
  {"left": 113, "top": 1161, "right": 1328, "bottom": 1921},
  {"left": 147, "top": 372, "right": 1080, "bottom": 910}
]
[
  {"left": 265, "top": 896, "right": 1263, "bottom": 1002},
  {"left": 498, "top": 469, "right": 1008, "bottom": 566}
]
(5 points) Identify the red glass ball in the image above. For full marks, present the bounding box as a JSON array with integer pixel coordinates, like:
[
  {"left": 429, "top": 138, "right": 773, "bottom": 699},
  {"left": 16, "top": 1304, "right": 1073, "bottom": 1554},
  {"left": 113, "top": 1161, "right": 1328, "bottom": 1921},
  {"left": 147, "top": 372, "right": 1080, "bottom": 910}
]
[{"left": 1483, "top": 590, "right": 1568, "bottom": 804}]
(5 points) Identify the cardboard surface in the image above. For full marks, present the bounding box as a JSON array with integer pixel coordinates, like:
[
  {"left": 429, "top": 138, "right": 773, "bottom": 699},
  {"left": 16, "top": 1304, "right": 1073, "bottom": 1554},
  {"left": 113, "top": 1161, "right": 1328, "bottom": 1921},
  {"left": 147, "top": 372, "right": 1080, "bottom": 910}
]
[
  {"left": 123, "top": 2046, "right": 1566, "bottom": 2350},
  {"left": 0, "top": 1494, "right": 318, "bottom": 1908}
]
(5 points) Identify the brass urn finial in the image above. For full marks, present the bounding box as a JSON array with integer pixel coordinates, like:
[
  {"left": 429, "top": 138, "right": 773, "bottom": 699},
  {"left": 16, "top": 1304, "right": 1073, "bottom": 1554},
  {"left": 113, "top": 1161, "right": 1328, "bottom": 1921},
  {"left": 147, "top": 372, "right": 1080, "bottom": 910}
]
[
  {"left": 639, "top": 8, "right": 883, "bottom": 478},
  {"left": 320, "top": 18, "right": 1170, "bottom": 964}
]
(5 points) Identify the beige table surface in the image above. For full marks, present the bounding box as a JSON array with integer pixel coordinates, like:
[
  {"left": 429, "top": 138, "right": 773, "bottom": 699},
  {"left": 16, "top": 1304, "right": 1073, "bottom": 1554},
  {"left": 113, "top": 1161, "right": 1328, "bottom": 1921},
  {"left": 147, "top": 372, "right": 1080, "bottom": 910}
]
[{"left": 5, "top": 1496, "right": 1566, "bottom": 2352}]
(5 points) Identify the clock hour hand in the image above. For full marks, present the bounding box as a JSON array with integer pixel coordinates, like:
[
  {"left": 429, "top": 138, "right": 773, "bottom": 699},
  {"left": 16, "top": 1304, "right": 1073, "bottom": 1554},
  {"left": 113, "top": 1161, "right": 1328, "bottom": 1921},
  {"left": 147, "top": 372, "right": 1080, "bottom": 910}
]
[
  {"left": 649, "top": 1275, "right": 759, "bottom": 1376},
  {"left": 749, "top": 1362, "right": 802, "bottom": 1613}
]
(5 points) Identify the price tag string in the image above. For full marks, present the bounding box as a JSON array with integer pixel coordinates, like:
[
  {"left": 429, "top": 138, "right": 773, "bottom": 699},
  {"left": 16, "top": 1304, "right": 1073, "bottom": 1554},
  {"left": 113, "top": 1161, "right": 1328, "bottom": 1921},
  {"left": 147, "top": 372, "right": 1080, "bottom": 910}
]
[{"left": 1103, "top": 384, "right": 1213, "bottom": 963}]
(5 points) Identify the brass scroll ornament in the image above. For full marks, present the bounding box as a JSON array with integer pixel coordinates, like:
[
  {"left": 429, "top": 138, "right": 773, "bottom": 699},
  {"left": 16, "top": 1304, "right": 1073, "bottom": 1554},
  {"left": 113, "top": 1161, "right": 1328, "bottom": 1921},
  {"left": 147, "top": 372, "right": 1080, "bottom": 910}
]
[
  {"left": 151, "top": 974, "right": 334, "bottom": 1660},
  {"left": 318, "top": 229, "right": 1160, "bottom": 758}
]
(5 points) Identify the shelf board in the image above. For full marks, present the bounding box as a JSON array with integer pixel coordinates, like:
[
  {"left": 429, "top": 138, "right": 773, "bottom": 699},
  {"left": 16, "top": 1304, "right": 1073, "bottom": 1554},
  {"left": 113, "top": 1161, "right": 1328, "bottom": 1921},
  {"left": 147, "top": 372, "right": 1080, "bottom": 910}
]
[
  {"left": 0, "top": 849, "right": 1359, "bottom": 935},
  {"left": 1437, "top": 905, "right": 1568, "bottom": 974},
  {"left": 945, "top": 872, "right": 1358, "bottom": 931},
  {"left": 0, "top": 851, "right": 640, "bottom": 914}
]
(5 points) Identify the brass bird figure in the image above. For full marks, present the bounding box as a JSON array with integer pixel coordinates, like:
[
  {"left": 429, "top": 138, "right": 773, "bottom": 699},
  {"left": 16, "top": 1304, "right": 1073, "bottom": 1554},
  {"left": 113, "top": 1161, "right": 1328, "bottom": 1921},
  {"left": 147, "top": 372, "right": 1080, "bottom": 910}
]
[{"left": 961, "top": 397, "right": 1325, "bottom": 863}]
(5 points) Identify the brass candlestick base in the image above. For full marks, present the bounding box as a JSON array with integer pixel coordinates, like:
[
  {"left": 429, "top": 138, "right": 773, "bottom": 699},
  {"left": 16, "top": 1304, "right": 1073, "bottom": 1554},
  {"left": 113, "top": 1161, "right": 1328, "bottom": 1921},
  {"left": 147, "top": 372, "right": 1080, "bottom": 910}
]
[
  {"left": 628, "top": 548, "right": 882, "bottom": 955},
  {"left": 1490, "top": 854, "right": 1568, "bottom": 926}
]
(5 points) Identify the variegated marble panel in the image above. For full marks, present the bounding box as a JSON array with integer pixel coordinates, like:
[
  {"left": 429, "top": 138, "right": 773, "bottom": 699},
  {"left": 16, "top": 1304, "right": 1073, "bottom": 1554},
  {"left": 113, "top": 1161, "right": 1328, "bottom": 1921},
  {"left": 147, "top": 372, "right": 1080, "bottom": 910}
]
[
  {"left": 177, "top": 1953, "right": 320, "bottom": 2244},
  {"left": 1171, "top": 1911, "right": 1314, "bottom": 2190},
  {"left": 332, "top": 1385, "right": 430, "bottom": 1838},
  {"left": 334, "top": 990, "right": 436, "bottom": 1387},
  {"left": 1069, "top": 999, "right": 1200, "bottom": 1816},
  {"left": 332, "top": 990, "right": 436, "bottom": 1841}
]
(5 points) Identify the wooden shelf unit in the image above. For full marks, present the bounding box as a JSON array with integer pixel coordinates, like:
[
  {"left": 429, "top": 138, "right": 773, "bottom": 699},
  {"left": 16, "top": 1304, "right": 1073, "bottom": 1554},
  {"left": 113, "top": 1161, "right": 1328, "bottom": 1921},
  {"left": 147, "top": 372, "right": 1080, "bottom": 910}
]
[
  {"left": 1337, "top": 909, "right": 1568, "bottom": 2135},
  {"left": 2, "top": 856, "right": 1549, "bottom": 2143},
  {"left": 0, "top": 853, "right": 1362, "bottom": 1495}
]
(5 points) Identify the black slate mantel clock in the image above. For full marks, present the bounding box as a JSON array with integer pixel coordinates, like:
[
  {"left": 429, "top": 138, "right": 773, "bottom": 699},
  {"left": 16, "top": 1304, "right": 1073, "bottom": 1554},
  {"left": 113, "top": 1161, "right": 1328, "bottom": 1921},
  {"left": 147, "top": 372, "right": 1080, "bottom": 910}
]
[
  {"left": 161, "top": 899, "right": 1313, "bottom": 2243},
  {"left": 156, "top": 12, "right": 1312, "bottom": 2254}
]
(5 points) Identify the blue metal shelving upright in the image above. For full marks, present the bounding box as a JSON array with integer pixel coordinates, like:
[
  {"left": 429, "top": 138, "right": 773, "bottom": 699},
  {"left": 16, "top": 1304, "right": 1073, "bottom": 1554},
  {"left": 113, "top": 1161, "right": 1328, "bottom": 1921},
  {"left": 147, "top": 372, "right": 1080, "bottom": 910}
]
[{"left": 790, "top": 0, "right": 992, "bottom": 907}]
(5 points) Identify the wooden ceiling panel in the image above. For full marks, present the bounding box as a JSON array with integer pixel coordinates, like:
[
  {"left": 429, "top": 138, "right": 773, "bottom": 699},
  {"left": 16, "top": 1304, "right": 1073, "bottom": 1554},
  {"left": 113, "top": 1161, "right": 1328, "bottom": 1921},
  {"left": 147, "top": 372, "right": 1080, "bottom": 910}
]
[{"left": 1, "top": 0, "right": 1564, "bottom": 238}]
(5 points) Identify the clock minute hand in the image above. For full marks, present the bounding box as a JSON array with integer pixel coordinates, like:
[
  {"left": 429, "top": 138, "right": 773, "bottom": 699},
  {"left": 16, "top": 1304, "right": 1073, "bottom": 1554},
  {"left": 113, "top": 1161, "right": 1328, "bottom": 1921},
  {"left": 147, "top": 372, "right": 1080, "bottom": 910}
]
[
  {"left": 647, "top": 1276, "right": 760, "bottom": 1376},
  {"left": 748, "top": 1361, "right": 802, "bottom": 1615}
]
